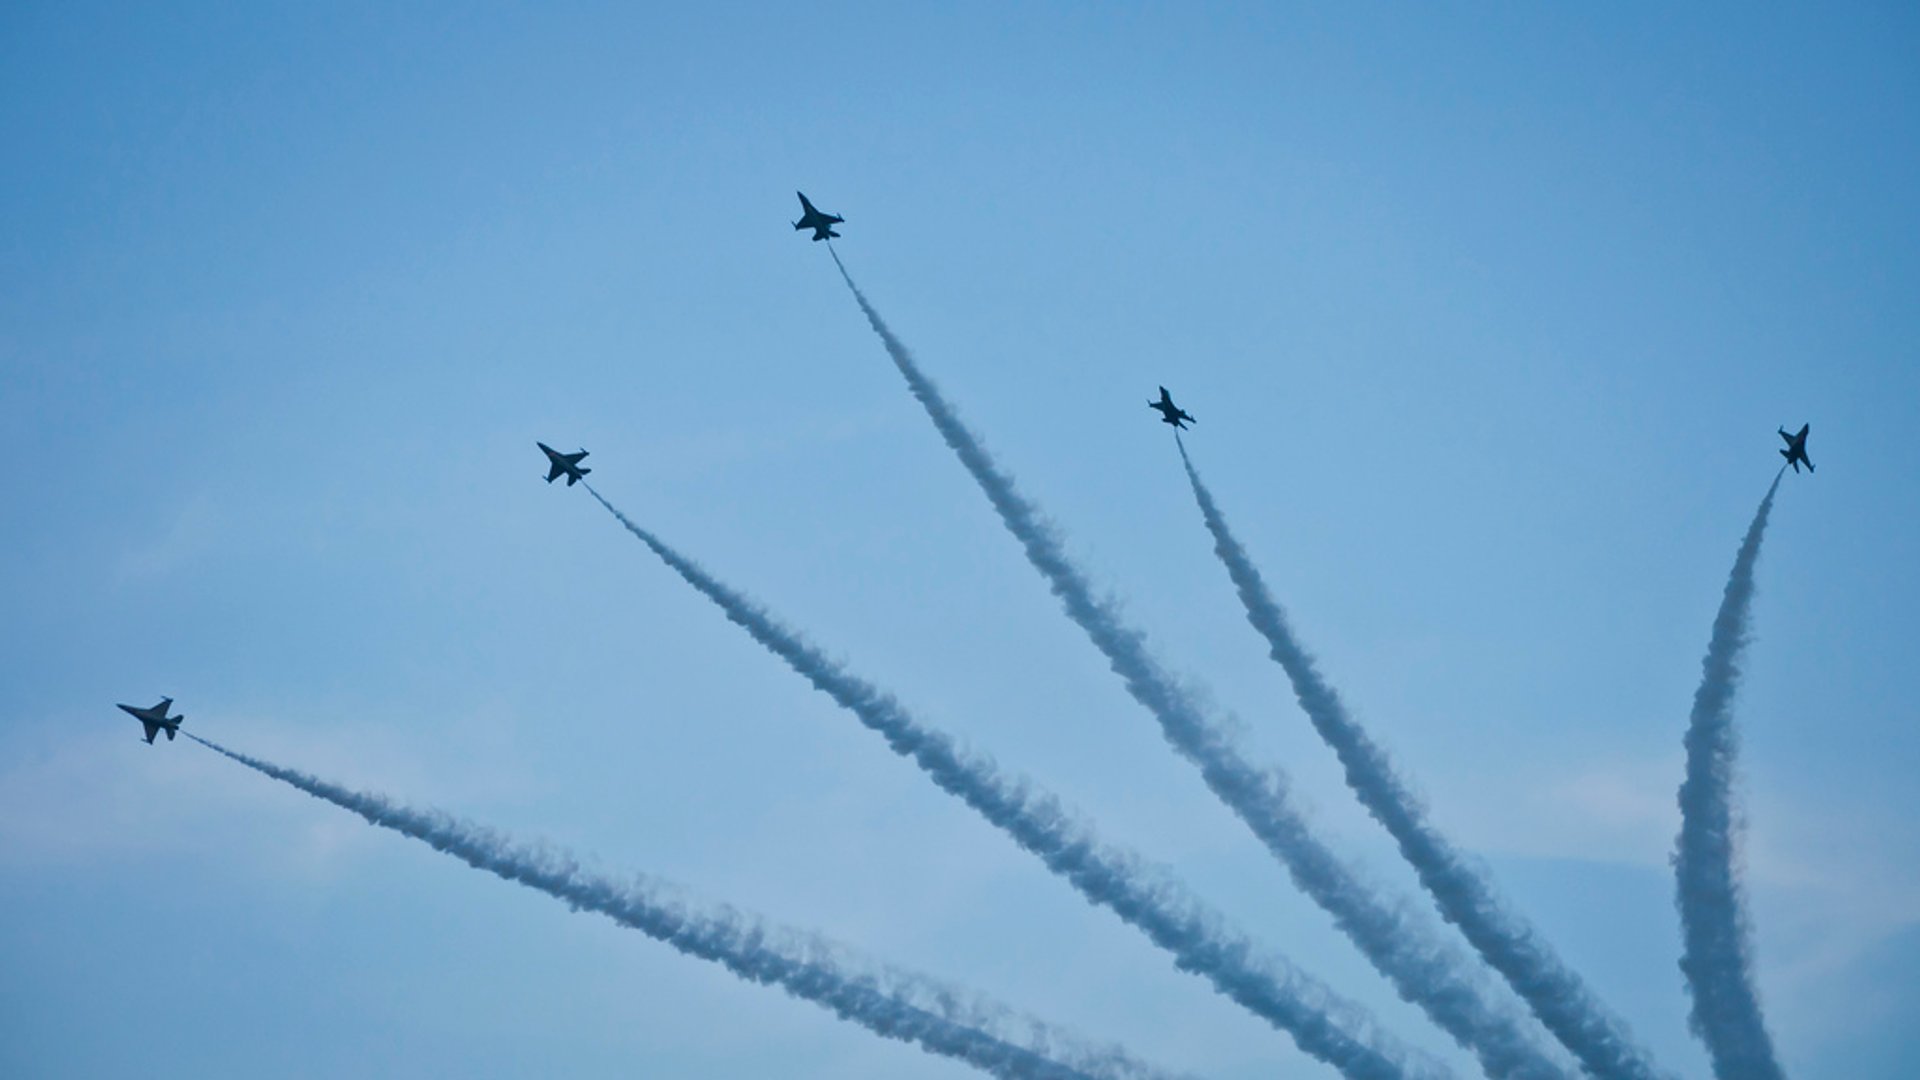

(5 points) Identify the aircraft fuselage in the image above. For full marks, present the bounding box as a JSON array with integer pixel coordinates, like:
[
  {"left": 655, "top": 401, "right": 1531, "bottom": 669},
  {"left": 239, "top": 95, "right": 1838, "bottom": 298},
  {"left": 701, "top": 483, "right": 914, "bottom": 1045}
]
[
  {"left": 1150, "top": 387, "right": 1194, "bottom": 429},
  {"left": 793, "top": 192, "right": 843, "bottom": 242},
  {"left": 117, "top": 699, "right": 183, "bottom": 743},
  {"left": 1777, "top": 424, "right": 1814, "bottom": 474},
  {"left": 538, "top": 442, "right": 591, "bottom": 486}
]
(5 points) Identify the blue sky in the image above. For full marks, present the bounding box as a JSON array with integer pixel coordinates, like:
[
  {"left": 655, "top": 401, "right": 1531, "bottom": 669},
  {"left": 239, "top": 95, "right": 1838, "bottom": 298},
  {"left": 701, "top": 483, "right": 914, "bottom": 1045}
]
[{"left": 3, "top": 4, "right": 1916, "bottom": 1077}]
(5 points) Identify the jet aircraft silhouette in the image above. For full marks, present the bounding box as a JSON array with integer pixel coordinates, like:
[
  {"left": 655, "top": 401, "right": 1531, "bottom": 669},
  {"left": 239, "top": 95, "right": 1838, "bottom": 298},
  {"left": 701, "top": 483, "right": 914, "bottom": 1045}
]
[
  {"left": 792, "top": 191, "right": 843, "bottom": 241},
  {"left": 1778, "top": 423, "right": 1814, "bottom": 474},
  {"left": 1149, "top": 386, "right": 1194, "bottom": 429},
  {"left": 117, "top": 697, "right": 183, "bottom": 744},
  {"left": 538, "top": 442, "right": 591, "bottom": 486}
]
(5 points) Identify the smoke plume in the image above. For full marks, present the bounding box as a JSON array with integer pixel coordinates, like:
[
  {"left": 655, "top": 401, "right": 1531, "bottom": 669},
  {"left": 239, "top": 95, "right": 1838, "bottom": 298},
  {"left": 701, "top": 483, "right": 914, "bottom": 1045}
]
[
  {"left": 829, "top": 252, "right": 1565, "bottom": 1079},
  {"left": 1176, "top": 435, "right": 1659, "bottom": 1080},
  {"left": 582, "top": 485, "right": 1446, "bottom": 1080},
  {"left": 1674, "top": 476, "right": 1786, "bottom": 1080},
  {"left": 186, "top": 733, "right": 1176, "bottom": 1080}
]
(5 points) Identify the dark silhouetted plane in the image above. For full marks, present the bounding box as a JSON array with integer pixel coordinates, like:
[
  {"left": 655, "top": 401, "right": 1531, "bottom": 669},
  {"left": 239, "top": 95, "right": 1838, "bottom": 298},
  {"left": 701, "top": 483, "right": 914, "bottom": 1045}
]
[
  {"left": 792, "top": 191, "right": 843, "bottom": 241},
  {"left": 1149, "top": 386, "right": 1194, "bottom": 429},
  {"left": 118, "top": 697, "right": 182, "bottom": 744},
  {"left": 538, "top": 442, "right": 591, "bottom": 486},
  {"left": 1778, "top": 423, "right": 1814, "bottom": 474}
]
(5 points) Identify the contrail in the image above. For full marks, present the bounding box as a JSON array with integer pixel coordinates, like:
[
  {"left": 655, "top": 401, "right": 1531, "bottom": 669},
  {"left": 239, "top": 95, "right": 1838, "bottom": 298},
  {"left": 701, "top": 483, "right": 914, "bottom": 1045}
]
[
  {"left": 827, "top": 253, "right": 1567, "bottom": 1080},
  {"left": 1175, "top": 435, "right": 1660, "bottom": 1080},
  {"left": 1673, "top": 475, "right": 1786, "bottom": 1080},
  {"left": 185, "top": 732, "right": 1177, "bottom": 1080},
  {"left": 581, "top": 485, "right": 1447, "bottom": 1080}
]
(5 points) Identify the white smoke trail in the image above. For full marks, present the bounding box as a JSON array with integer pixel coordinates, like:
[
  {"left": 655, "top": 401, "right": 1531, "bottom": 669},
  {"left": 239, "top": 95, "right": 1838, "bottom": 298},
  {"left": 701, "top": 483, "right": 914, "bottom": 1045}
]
[
  {"left": 582, "top": 485, "right": 1447, "bottom": 1080},
  {"left": 1175, "top": 435, "right": 1660, "bottom": 1080},
  {"left": 827, "top": 253, "right": 1566, "bottom": 1080},
  {"left": 186, "top": 733, "right": 1178, "bottom": 1080},
  {"left": 1674, "top": 476, "right": 1786, "bottom": 1080}
]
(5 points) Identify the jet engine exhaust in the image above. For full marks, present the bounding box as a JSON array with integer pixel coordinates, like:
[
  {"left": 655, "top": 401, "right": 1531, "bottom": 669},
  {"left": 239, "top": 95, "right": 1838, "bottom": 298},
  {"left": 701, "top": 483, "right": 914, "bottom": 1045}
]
[
  {"left": 826, "top": 250, "right": 1564, "bottom": 1080},
  {"left": 1674, "top": 473, "right": 1788, "bottom": 1080},
  {"left": 1175, "top": 434, "right": 1656, "bottom": 1080},
  {"left": 184, "top": 732, "right": 1175, "bottom": 1080},
  {"left": 579, "top": 483, "right": 1444, "bottom": 1080}
]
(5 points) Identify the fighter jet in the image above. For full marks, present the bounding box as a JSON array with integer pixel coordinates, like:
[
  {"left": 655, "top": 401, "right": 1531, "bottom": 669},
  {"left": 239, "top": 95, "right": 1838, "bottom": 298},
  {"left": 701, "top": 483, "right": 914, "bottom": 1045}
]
[
  {"left": 1149, "top": 386, "right": 1195, "bottom": 429},
  {"left": 117, "top": 697, "right": 183, "bottom": 744},
  {"left": 1778, "top": 423, "right": 1814, "bottom": 474},
  {"left": 792, "top": 191, "right": 843, "bottom": 241},
  {"left": 538, "top": 442, "right": 591, "bottom": 486}
]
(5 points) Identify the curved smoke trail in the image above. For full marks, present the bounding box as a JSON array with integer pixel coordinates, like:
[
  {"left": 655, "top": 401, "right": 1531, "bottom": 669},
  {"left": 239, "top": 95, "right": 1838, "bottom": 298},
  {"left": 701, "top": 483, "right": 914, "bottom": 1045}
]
[
  {"left": 186, "top": 733, "right": 1177, "bottom": 1080},
  {"left": 582, "top": 485, "right": 1446, "bottom": 1080},
  {"left": 827, "top": 252, "right": 1566, "bottom": 1080},
  {"left": 1175, "top": 435, "right": 1660, "bottom": 1080},
  {"left": 1674, "top": 476, "right": 1786, "bottom": 1080}
]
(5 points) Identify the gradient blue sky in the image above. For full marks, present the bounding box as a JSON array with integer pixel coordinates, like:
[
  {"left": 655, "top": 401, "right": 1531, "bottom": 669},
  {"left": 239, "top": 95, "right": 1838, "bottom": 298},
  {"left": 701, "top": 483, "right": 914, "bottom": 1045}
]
[{"left": 4, "top": 4, "right": 1916, "bottom": 1077}]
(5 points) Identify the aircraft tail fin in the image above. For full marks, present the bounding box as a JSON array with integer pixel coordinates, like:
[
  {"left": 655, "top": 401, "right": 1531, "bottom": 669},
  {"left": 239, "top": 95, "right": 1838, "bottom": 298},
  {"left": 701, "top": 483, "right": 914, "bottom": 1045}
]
[{"left": 164, "top": 725, "right": 177, "bottom": 742}]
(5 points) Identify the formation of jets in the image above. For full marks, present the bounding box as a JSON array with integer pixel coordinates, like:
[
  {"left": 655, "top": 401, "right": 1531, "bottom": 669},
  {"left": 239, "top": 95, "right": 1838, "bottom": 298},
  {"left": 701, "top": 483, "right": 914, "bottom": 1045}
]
[
  {"left": 538, "top": 442, "right": 591, "bottom": 486},
  {"left": 112, "top": 196, "right": 1818, "bottom": 744},
  {"left": 117, "top": 698, "right": 182, "bottom": 744}
]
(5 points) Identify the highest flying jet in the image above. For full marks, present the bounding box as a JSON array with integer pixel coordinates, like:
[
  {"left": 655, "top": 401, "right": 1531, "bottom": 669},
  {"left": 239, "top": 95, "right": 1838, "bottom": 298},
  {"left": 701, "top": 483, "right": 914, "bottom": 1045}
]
[
  {"left": 1149, "top": 386, "right": 1195, "bottom": 429},
  {"left": 792, "top": 191, "right": 843, "bottom": 241},
  {"left": 117, "top": 697, "right": 183, "bottom": 744},
  {"left": 538, "top": 442, "right": 591, "bottom": 486},
  {"left": 1778, "top": 423, "right": 1814, "bottom": 474}
]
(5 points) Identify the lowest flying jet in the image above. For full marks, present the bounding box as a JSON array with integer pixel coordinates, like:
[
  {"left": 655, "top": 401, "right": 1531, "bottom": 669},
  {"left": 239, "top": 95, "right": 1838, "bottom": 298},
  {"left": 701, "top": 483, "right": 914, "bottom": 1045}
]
[
  {"left": 1149, "top": 387, "right": 1195, "bottom": 429},
  {"left": 117, "top": 697, "right": 183, "bottom": 744},
  {"left": 538, "top": 443, "right": 591, "bottom": 486},
  {"left": 1778, "top": 423, "right": 1814, "bottom": 474},
  {"left": 792, "top": 191, "right": 843, "bottom": 241}
]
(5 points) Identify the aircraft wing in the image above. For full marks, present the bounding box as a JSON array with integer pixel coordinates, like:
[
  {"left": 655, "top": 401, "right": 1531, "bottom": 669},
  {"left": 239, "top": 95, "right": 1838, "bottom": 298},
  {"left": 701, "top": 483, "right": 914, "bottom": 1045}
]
[{"left": 142, "top": 721, "right": 161, "bottom": 744}]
